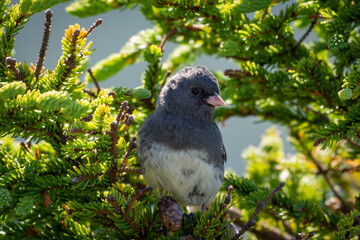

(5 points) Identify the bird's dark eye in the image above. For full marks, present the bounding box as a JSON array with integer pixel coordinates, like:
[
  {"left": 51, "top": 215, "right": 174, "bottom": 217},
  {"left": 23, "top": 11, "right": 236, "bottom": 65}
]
[{"left": 191, "top": 88, "right": 200, "bottom": 95}]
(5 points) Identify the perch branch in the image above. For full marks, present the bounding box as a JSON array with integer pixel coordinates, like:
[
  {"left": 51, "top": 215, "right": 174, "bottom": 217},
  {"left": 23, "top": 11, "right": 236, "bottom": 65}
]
[{"left": 228, "top": 207, "right": 293, "bottom": 240}]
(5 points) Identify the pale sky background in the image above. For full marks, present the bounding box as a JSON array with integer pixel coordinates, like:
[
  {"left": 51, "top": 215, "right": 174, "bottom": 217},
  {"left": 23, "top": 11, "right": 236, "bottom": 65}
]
[{"left": 12, "top": 0, "right": 304, "bottom": 174}]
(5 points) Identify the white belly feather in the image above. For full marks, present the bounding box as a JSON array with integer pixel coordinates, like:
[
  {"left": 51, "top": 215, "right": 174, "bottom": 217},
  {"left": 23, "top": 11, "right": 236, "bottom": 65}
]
[{"left": 140, "top": 143, "right": 223, "bottom": 206}]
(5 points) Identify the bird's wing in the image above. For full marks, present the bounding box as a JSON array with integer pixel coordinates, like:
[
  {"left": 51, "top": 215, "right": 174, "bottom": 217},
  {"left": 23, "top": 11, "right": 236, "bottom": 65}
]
[{"left": 221, "top": 142, "right": 227, "bottom": 163}]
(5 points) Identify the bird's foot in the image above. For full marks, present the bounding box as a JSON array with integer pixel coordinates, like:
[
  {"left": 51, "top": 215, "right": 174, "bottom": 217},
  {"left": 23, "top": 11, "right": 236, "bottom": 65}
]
[
  {"left": 183, "top": 212, "right": 194, "bottom": 225},
  {"left": 201, "top": 203, "right": 208, "bottom": 213},
  {"left": 153, "top": 225, "right": 169, "bottom": 237}
]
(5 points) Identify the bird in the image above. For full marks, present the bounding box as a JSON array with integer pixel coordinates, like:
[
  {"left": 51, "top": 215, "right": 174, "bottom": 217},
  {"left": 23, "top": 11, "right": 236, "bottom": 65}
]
[{"left": 137, "top": 66, "right": 226, "bottom": 209}]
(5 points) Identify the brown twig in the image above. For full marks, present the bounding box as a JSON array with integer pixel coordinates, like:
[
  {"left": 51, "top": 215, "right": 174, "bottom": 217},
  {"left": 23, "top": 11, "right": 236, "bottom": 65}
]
[
  {"left": 20, "top": 141, "right": 33, "bottom": 156},
  {"left": 109, "top": 120, "right": 120, "bottom": 158},
  {"left": 222, "top": 185, "right": 233, "bottom": 209},
  {"left": 107, "top": 187, "right": 153, "bottom": 234},
  {"left": 224, "top": 69, "right": 251, "bottom": 79},
  {"left": 120, "top": 136, "right": 137, "bottom": 167},
  {"left": 83, "top": 89, "right": 96, "bottom": 98},
  {"left": 228, "top": 207, "right": 293, "bottom": 240},
  {"left": 85, "top": 19, "right": 102, "bottom": 38},
  {"left": 308, "top": 150, "right": 350, "bottom": 212},
  {"left": 34, "top": 9, "right": 53, "bottom": 81},
  {"left": 159, "top": 24, "right": 204, "bottom": 52},
  {"left": 116, "top": 101, "right": 129, "bottom": 123},
  {"left": 295, "top": 18, "right": 317, "bottom": 49},
  {"left": 232, "top": 182, "right": 285, "bottom": 240},
  {"left": 344, "top": 137, "right": 360, "bottom": 150},
  {"left": 87, "top": 69, "right": 101, "bottom": 94},
  {"left": 297, "top": 131, "right": 351, "bottom": 213},
  {"left": 160, "top": 26, "right": 180, "bottom": 52},
  {"left": 5, "top": 57, "right": 24, "bottom": 80},
  {"left": 126, "top": 187, "right": 153, "bottom": 213},
  {"left": 160, "top": 70, "right": 172, "bottom": 91}
]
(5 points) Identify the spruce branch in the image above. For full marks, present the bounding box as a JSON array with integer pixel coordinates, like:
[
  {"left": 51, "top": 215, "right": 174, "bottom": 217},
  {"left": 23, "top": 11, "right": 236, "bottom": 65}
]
[
  {"left": 232, "top": 182, "right": 285, "bottom": 240},
  {"left": 87, "top": 68, "right": 101, "bottom": 94},
  {"left": 199, "top": 185, "right": 234, "bottom": 237},
  {"left": 34, "top": 9, "right": 53, "bottom": 81}
]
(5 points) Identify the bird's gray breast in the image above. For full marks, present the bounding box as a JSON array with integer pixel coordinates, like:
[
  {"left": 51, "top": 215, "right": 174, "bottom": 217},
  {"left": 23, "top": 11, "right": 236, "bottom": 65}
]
[{"left": 138, "top": 142, "right": 224, "bottom": 206}]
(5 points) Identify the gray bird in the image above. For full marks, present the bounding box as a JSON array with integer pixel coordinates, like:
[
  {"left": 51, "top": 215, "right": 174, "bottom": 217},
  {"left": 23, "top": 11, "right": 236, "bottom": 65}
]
[{"left": 137, "top": 66, "right": 226, "bottom": 208}]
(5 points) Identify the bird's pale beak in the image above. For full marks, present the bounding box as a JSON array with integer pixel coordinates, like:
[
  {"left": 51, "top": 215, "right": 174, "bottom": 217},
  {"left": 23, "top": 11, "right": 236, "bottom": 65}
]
[{"left": 205, "top": 92, "right": 226, "bottom": 106}]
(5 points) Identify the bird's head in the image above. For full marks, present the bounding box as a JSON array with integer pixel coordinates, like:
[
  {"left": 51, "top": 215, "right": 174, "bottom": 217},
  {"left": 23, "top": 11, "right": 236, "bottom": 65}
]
[{"left": 157, "top": 66, "right": 225, "bottom": 122}]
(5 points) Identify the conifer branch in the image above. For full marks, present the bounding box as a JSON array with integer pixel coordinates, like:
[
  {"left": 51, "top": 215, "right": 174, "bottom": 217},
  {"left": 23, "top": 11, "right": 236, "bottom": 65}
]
[
  {"left": 232, "top": 182, "right": 285, "bottom": 240},
  {"left": 199, "top": 185, "right": 234, "bottom": 237},
  {"left": 87, "top": 68, "right": 101, "bottom": 94},
  {"left": 34, "top": 9, "right": 53, "bottom": 81}
]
